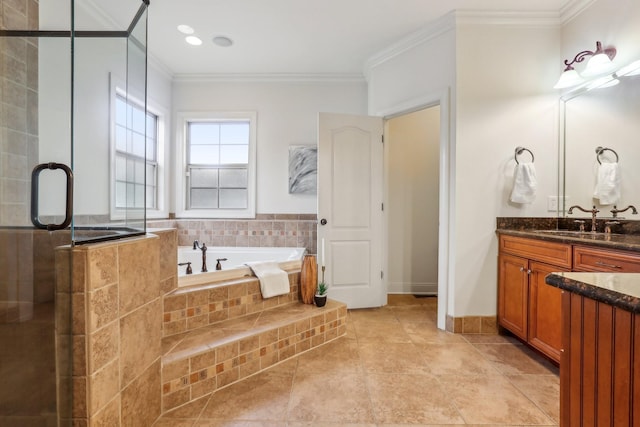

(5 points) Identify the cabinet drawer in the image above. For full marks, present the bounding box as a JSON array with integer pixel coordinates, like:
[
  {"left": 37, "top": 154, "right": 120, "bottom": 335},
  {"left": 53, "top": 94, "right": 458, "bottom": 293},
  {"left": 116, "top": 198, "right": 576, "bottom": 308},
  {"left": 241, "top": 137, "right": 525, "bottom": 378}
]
[
  {"left": 499, "top": 235, "right": 572, "bottom": 269},
  {"left": 573, "top": 246, "right": 640, "bottom": 272}
]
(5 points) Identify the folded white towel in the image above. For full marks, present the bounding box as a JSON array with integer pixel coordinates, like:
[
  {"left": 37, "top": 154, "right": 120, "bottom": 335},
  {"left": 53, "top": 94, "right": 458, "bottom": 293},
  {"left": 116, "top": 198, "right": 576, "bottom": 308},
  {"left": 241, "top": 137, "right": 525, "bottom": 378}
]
[
  {"left": 510, "top": 163, "right": 537, "bottom": 204},
  {"left": 593, "top": 163, "right": 620, "bottom": 205},
  {"left": 245, "top": 261, "right": 290, "bottom": 299}
]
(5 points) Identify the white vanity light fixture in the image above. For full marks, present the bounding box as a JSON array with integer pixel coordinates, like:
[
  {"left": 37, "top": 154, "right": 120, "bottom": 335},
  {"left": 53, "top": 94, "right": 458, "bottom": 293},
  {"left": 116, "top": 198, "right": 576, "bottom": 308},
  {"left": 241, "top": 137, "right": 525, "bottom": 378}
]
[{"left": 554, "top": 41, "right": 617, "bottom": 89}]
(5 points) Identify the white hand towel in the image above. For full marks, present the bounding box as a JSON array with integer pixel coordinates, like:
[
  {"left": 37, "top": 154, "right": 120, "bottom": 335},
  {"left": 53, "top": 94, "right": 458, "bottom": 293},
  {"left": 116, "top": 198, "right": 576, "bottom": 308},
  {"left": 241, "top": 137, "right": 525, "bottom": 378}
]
[
  {"left": 245, "top": 261, "right": 290, "bottom": 299},
  {"left": 593, "top": 163, "right": 620, "bottom": 205},
  {"left": 510, "top": 163, "right": 537, "bottom": 204}
]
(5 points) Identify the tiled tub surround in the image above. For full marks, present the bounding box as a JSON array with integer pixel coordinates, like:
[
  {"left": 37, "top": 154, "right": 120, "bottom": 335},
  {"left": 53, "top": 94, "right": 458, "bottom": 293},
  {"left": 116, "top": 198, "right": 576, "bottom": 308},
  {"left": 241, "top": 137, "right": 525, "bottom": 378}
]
[
  {"left": 161, "top": 274, "right": 347, "bottom": 412},
  {"left": 148, "top": 214, "right": 318, "bottom": 254}
]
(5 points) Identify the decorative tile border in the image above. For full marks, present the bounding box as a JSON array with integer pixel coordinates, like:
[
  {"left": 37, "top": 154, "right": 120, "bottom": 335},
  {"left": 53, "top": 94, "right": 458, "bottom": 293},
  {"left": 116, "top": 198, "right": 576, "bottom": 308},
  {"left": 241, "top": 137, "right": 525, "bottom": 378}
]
[
  {"left": 163, "top": 273, "right": 300, "bottom": 337},
  {"left": 148, "top": 214, "right": 318, "bottom": 254},
  {"left": 161, "top": 301, "right": 347, "bottom": 412}
]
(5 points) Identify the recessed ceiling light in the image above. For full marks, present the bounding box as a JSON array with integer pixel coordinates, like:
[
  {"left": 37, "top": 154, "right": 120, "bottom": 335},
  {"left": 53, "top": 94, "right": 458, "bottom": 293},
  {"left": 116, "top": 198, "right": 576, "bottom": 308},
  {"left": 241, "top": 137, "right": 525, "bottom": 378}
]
[
  {"left": 212, "top": 36, "right": 233, "bottom": 47},
  {"left": 185, "top": 36, "right": 203, "bottom": 46},
  {"left": 177, "top": 24, "right": 194, "bottom": 35}
]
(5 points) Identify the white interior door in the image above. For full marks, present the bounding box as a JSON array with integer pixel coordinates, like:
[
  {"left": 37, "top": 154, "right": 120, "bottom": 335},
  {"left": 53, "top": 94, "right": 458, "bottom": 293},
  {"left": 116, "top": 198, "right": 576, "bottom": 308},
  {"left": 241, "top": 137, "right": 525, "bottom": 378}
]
[{"left": 318, "top": 112, "right": 384, "bottom": 308}]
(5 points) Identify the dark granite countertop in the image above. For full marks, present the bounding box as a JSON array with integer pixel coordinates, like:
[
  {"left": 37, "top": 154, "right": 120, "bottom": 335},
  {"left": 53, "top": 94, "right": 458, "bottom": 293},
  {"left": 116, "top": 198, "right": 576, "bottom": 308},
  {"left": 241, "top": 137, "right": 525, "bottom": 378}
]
[
  {"left": 546, "top": 272, "right": 640, "bottom": 314},
  {"left": 496, "top": 229, "right": 640, "bottom": 253}
]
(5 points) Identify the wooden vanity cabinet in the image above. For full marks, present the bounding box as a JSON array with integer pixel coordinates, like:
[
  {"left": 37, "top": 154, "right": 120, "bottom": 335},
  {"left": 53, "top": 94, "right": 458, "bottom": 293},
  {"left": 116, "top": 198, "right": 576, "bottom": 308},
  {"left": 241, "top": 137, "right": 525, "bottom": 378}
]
[
  {"left": 498, "top": 235, "right": 571, "bottom": 362},
  {"left": 560, "top": 290, "right": 640, "bottom": 427},
  {"left": 573, "top": 245, "right": 640, "bottom": 272}
]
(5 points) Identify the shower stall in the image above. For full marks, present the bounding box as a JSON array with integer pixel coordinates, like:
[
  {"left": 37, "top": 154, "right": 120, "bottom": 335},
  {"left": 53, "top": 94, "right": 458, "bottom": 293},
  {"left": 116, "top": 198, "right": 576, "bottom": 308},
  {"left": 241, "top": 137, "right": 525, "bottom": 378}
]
[{"left": 0, "top": 0, "right": 149, "bottom": 425}]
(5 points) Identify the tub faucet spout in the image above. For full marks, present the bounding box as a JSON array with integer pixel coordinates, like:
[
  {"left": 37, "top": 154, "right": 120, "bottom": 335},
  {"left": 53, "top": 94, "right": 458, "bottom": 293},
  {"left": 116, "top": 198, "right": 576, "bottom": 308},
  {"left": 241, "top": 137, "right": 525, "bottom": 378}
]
[{"left": 200, "top": 243, "right": 207, "bottom": 272}]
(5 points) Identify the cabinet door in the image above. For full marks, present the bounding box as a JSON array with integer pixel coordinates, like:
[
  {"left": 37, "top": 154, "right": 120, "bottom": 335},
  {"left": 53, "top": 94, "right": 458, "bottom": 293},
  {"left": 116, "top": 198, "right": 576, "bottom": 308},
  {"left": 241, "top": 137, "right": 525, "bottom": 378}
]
[
  {"left": 528, "top": 261, "right": 562, "bottom": 363},
  {"left": 498, "top": 253, "right": 528, "bottom": 340}
]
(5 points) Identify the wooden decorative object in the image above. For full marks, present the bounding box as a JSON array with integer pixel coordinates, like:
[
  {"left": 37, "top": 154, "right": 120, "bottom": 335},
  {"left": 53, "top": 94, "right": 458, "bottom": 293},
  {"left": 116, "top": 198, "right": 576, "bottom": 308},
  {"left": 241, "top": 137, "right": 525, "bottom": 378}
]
[{"left": 300, "top": 254, "right": 317, "bottom": 304}]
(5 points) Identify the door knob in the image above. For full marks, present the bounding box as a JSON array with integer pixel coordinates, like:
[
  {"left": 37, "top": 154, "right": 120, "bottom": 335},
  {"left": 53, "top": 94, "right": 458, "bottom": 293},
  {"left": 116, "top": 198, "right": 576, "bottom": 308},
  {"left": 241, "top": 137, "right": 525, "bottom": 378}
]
[{"left": 320, "top": 218, "right": 327, "bottom": 225}]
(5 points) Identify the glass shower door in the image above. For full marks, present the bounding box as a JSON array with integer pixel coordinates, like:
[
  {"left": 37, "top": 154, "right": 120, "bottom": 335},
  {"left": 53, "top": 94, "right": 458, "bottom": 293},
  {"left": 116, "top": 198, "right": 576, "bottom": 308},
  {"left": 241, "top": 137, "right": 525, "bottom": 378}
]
[
  {"left": 0, "top": 19, "right": 74, "bottom": 427},
  {"left": 1, "top": 1, "right": 148, "bottom": 425}
]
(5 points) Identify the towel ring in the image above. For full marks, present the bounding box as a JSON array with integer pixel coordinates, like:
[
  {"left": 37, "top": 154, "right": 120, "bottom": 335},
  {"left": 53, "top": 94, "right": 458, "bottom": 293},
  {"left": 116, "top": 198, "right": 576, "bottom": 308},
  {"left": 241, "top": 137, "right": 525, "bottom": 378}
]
[
  {"left": 515, "top": 147, "right": 534, "bottom": 165},
  {"left": 595, "top": 146, "right": 619, "bottom": 164}
]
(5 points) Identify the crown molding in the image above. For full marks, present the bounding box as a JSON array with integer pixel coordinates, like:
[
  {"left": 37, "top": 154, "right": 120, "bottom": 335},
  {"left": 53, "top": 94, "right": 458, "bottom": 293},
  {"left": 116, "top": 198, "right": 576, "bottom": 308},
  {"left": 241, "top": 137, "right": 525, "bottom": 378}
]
[
  {"left": 363, "top": 8, "right": 570, "bottom": 79},
  {"left": 454, "top": 10, "right": 562, "bottom": 26},
  {"left": 363, "top": 11, "right": 456, "bottom": 80},
  {"left": 559, "top": 0, "right": 597, "bottom": 24},
  {"left": 172, "top": 73, "right": 366, "bottom": 84}
]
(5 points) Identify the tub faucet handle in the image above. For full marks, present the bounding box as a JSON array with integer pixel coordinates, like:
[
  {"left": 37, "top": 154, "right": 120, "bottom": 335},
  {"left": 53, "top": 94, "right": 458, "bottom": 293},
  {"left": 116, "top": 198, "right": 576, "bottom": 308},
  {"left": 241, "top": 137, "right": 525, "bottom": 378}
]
[
  {"left": 216, "top": 258, "right": 227, "bottom": 271},
  {"left": 178, "top": 262, "right": 192, "bottom": 275}
]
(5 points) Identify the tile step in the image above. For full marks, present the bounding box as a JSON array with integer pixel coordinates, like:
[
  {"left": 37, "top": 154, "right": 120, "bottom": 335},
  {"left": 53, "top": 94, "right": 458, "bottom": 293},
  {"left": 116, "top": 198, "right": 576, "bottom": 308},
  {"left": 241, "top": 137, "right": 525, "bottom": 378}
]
[{"left": 160, "top": 299, "right": 347, "bottom": 412}]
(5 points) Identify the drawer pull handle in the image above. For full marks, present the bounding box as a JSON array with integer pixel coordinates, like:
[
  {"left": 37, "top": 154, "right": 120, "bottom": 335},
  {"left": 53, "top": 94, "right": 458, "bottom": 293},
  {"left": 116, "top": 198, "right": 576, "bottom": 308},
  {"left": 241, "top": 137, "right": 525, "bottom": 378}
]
[{"left": 595, "top": 261, "right": 622, "bottom": 269}]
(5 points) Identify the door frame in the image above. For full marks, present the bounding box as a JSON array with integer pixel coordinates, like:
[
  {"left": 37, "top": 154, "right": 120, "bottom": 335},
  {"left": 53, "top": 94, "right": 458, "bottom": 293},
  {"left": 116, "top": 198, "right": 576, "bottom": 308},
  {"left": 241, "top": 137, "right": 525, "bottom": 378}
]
[{"left": 375, "top": 88, "right": 452, "bottom": 330}]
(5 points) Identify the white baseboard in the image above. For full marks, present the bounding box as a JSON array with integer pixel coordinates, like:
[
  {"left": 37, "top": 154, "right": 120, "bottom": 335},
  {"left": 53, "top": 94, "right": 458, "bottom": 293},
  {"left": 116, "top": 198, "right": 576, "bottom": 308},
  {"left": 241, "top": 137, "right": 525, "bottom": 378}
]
[{"left": 388, "top": 281, "right": 438, "bottom": 295}]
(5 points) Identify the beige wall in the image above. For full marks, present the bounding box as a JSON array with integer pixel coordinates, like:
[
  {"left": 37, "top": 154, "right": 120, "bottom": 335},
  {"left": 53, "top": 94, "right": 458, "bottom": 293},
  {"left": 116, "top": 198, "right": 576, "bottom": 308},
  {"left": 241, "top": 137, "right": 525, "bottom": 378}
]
[{"left": 386, "top": 107, "right": 440, "bottom": 294}]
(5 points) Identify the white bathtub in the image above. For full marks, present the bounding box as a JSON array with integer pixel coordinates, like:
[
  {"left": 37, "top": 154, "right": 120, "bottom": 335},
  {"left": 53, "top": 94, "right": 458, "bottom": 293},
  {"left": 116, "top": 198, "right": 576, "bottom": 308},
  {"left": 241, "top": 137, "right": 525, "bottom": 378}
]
[{"left": 176, "top": 246, "right": 306, "bottom": 287}]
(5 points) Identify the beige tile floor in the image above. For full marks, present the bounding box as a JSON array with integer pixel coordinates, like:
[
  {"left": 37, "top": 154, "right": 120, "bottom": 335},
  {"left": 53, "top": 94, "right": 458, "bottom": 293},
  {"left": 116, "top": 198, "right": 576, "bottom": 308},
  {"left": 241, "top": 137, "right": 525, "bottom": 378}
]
[{"left": 154, "top": 295, "right": 559, "bottom": 427}]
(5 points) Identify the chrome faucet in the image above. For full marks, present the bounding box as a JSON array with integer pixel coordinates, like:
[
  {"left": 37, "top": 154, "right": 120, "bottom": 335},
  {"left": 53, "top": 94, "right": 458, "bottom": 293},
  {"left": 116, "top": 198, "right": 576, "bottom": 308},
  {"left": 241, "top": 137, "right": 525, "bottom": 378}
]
[
  {"left": 610, "top": 205, "right": 638, "bottom": 218},
  {"left": 568, "top": 205, "right": 599, "bottom": 232}
]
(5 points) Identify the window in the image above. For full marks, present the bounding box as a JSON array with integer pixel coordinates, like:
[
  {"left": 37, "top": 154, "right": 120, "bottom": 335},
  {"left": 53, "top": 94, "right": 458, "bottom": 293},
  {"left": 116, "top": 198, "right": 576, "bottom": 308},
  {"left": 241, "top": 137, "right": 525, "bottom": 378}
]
[
  {"left": 110, "top": 75, "right": 168, "bottom": 220},
  {"left": 176, "top": 112, "right": 257, "bottom": 218},
  {"left": 114, "top": 94, "right": 158, "bottom": 210}
]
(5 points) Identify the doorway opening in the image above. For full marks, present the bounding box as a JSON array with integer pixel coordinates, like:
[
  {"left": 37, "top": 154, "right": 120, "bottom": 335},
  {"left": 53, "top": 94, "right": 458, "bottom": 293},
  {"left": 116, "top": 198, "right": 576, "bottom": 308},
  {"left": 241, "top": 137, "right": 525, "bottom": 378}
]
[
  {"left": 386, "top": 105, "right": 441, "bottom": 297},
  {"left": 379, "top": 88, "right": 450, "bottom": 331}
]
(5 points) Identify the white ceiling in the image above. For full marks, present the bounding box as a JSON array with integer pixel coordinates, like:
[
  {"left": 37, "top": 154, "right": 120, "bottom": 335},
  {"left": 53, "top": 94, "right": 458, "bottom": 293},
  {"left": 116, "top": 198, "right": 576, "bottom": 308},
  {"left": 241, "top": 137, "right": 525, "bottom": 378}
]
[{"left": 91, "top": 0, "right": 583, "bottom": 77}]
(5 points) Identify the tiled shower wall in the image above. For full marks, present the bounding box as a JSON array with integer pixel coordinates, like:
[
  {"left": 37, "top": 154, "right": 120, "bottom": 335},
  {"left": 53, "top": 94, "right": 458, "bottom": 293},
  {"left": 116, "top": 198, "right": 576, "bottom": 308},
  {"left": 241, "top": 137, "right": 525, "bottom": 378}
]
[
  {"left": 148, "top": 214, "right": 318, "bottom": 254},
  {"left": 0, "top": 0, "right": 39, "bottom": 227}
]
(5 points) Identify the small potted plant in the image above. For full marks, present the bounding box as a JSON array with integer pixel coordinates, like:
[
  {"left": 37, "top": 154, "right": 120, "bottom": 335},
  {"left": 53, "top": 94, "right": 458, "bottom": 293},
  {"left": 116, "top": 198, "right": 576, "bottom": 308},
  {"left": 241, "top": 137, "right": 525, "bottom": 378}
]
[{"left": 314, "top": 282, "right": 328, "bottom": 307}]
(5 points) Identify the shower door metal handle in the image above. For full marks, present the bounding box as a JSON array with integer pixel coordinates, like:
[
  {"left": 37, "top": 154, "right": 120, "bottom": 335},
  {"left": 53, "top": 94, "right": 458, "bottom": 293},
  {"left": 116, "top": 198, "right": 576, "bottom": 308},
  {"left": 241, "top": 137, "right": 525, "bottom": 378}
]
[{"left": 31, "top": 163, "right": 74, "bottom": 231}]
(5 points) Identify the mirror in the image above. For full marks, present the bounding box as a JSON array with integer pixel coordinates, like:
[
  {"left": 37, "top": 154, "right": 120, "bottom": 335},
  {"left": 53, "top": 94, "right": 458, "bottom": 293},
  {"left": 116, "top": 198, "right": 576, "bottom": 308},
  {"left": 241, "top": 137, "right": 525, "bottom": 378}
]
[{"left": 561, "top": 70, "right": 640, "bottom": 217}]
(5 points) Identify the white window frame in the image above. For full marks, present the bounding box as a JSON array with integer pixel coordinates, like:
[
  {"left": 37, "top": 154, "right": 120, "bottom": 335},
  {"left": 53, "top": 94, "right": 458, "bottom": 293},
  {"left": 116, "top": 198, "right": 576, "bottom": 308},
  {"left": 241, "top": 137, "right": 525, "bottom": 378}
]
[
  {"left": 175, "top": 111, "right": 257, "bottom": 218},
  {"left": 109, "top": 74, "right": 169, "bottom": 220}
]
